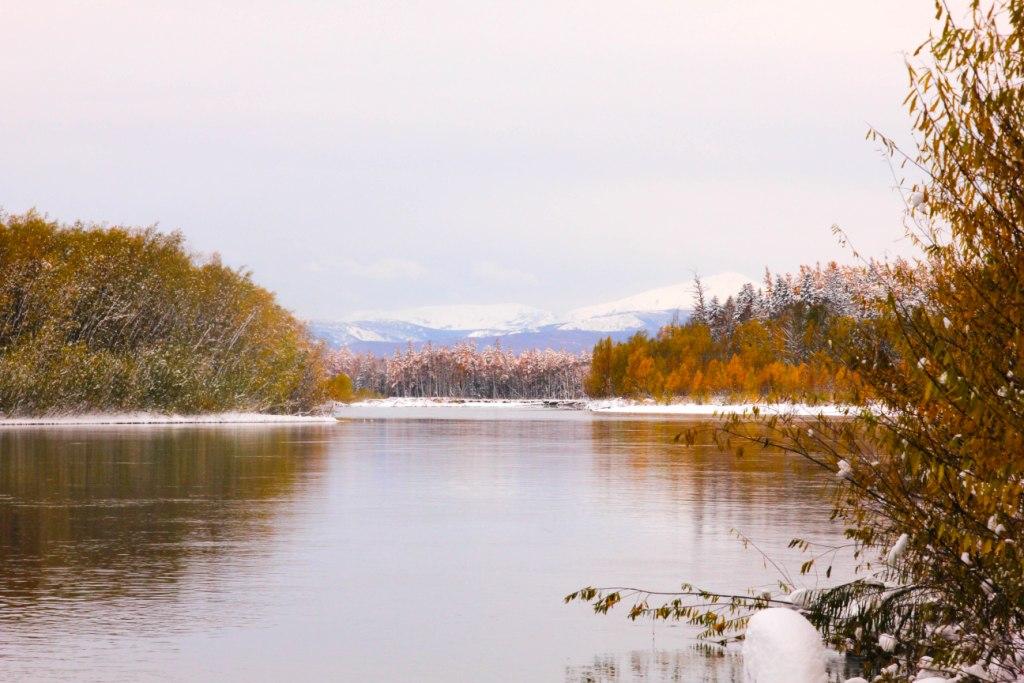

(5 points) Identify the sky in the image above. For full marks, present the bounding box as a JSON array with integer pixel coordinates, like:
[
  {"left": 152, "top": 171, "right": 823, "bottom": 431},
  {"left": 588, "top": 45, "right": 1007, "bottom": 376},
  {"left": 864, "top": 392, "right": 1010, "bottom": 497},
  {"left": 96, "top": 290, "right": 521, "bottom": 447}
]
[{"left": 1, "top": 1, "right": 936, "bottom": 320}]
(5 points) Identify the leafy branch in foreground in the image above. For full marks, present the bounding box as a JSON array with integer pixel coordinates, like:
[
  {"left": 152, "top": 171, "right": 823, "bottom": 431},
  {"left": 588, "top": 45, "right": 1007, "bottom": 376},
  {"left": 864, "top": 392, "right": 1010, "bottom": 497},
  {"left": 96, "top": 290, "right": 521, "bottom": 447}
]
[{"left": 564, "top": 582, "right": 784, "bottom": 642}]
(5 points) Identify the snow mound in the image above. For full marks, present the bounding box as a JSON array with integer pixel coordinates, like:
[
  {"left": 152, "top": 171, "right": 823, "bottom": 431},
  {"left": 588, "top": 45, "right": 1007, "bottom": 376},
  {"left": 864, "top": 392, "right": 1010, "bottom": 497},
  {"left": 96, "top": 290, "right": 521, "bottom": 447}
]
[{"left": 743, "top": 608, "right": 827, "bottom": 682}]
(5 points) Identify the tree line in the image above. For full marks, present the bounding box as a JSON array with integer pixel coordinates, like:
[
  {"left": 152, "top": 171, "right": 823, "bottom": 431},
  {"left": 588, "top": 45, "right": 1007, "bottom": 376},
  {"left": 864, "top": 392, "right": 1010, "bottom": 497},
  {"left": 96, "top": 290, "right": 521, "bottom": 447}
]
[
  {"left": 584, "top": 262, "right": 924, "bottom": 404},
  {"left": 331, "top": 343, "right": 589, "bottom": 399},
  {"left": 0, "top": 211, "right": 330, "bottom": 415},
  {"left": 333, "top": 262, "right": 929, "bottom": 405}
]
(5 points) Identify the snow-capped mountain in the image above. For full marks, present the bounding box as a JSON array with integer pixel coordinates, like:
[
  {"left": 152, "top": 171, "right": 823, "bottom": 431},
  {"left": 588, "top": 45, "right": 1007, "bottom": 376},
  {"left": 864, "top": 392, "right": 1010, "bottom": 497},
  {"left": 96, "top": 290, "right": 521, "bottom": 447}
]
[
  {"left": 309, "top": 272, "right": 758, "bottom": 354},
  {"left": 311, "top": 304, "right": 557, "bottom": 350},
  {"left": 561, "top": 272, "right": 756, "bottom": 331},
  {"left": 344, "top": 303, "right": 555, "bottom": 333}
]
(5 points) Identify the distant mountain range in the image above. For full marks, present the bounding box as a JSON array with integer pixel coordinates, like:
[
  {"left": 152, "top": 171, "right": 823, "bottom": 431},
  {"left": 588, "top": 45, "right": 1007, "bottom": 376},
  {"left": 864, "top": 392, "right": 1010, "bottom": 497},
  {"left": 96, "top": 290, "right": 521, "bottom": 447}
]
[{"left": 309, "top": 272, "right": 756, "bottom": 354}]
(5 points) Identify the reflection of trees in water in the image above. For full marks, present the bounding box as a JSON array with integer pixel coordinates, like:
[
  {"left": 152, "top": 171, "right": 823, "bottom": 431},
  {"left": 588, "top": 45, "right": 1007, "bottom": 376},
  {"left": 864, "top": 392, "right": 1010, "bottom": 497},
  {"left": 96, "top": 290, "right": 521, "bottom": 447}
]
[
  {"left": 575, "top": 421, "right": 857, "bottom": 681},
  {"left": 565, "top": 645, "right": 853, "bottom": 682},
  {"left": 565, "top": 646, "right": 742, "bottom": 683},
  {"left": 587, "top": 419, "right": 837, "bottom": 530},
  {"left": 0, "top": 426, "right": 330, "bottom": 610}
]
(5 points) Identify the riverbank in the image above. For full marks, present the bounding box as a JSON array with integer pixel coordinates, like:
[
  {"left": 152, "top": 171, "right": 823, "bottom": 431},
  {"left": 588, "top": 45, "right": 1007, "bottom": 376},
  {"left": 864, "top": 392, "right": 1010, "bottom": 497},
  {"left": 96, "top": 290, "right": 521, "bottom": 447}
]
[
  {"left": 346, "top": 397, "right": 856, "bottom": 417},
  {"left": 0, "top": 412, "right": 338, "bottom": 426},
  {"left": 587, "top": 399, "right": 855, "bottom": 417},
  {"left": 345, "top": 397, "right": 584, "bottom": 409}
]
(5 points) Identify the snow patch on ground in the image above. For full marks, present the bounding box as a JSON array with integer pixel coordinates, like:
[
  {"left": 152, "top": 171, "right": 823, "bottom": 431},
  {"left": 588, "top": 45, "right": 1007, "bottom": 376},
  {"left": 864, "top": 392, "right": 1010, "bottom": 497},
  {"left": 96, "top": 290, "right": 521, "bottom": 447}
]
[
  {"left": 587, "top": 399, "right": 855, "bottom": 417},
  {"left": 0, "top": 413, "right": 337, "bottom": 426},
  {"left": 342, "top": 397, "right": 854, "bottom": 417},
  {"left": 345, "top": 398, "right": 571, "bottom": 409}
]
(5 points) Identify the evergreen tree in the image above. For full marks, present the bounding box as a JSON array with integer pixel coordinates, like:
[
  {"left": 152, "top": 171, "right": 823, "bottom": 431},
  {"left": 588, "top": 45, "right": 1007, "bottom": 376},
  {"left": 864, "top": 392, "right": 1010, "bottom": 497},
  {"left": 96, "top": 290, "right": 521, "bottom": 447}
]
[
  {"left": 735, "top": 283, "right": 757, "bottom": 323},
  {"left": 691, "top": 275, "right": 708, "bottom": 325}
]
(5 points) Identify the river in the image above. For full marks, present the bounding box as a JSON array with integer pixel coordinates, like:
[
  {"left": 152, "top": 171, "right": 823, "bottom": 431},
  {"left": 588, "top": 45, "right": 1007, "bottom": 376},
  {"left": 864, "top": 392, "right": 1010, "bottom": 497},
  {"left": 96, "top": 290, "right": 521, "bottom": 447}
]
[{"left": 0, "top": 406, "right": 853, "bottom": 681}]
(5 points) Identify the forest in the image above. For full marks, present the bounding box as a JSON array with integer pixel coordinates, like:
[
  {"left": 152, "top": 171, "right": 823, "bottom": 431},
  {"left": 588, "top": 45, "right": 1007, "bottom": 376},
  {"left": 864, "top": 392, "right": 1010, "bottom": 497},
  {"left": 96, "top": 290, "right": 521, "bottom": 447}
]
[
  {"left": 0, "top": 211, "right": 330, "bottom": 415},
  {"left": 583, "top": 262, "right": 924, "bottom": 404}
]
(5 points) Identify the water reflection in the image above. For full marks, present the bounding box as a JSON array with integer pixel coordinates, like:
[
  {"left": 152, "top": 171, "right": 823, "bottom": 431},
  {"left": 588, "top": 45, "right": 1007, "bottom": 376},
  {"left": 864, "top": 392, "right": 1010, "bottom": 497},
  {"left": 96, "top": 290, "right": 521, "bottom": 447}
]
[
  {"left": 0, "top": 413, "right": 850, "bottom": 681},
  {"left": 567, "top": 647, "right": 743, "bottom": 683},
  {"left": 566, "top": 646, "right": 852, "bottom": 682},
  {"left": 584, "top": 419, "right": 848, "bottom": 592},
  {"left": 0, "top": 427, "right": 328, "bottom": 622}
]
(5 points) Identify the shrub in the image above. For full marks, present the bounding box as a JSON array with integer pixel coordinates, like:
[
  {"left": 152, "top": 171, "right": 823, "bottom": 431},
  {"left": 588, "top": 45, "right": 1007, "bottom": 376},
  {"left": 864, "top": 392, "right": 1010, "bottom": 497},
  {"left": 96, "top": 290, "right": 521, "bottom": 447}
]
[{"left": 0, "top": 211, "right": 329, "bottom": 415}]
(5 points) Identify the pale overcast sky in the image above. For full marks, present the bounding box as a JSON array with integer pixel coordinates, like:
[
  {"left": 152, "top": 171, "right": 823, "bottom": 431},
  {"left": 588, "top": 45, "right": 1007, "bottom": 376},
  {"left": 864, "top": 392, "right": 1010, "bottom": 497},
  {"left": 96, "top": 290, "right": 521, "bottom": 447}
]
[{"left": 1, "top": 1, "right": 934, "bottom": 319}]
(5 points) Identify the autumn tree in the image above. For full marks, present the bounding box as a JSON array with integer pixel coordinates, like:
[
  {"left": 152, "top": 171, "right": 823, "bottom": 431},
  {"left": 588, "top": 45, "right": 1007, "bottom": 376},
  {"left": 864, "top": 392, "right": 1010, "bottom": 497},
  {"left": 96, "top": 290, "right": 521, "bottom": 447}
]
[
  {"left": 581, "top": 269, "right": 878, "bottom": 404},
  {"left": 0, "top": 212, "right": 330, "bottom": 414},
  {"left": 584, "top": 338, "right": 614, "bottom": 397}
]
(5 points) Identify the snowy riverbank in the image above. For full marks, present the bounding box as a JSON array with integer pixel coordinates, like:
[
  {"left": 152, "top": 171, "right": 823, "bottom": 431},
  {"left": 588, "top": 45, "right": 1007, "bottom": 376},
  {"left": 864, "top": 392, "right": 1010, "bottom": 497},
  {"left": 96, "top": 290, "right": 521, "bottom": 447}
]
[
  {"left": 345, "top": 397, "right": 583, "bottom": 409},
  {"left": 345, "top": 397, "right": 855, "bottom": 417},
  {"left": 0, "top": 412, "right": 338, "bottom": 427},
  {"left": 587, "top": 399, "right": 856, "bottom": 417}
]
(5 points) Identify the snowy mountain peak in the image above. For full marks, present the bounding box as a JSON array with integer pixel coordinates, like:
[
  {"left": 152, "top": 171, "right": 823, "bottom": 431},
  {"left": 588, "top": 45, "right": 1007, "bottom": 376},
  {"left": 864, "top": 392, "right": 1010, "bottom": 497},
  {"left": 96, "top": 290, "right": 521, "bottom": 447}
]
[
  {"left": 562, "top": 271, "right": 757, "bottom": 330},
  {"left": 311, "top": 272, "right": 759, "bottom": 352}
]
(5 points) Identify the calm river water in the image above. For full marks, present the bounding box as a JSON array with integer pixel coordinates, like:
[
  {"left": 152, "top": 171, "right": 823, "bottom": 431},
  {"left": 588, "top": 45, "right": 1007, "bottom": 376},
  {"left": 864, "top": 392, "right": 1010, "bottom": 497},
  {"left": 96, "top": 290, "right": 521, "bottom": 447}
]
[{"left": 0, "top": 407, "right": 853, "bottom": 681}]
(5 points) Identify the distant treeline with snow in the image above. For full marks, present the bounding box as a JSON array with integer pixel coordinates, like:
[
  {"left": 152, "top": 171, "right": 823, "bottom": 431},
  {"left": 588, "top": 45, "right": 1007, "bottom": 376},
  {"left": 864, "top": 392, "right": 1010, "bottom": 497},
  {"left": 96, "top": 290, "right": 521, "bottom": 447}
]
[
  {"left": 0, "top": 212, "right": 330, "bottom": 415},
  {"left": 690, "top": 261, "right": 923, "bottom": 339},
  {"left": 585, "top": 262, "right": 924, "bottom": 403},
  {"left": 332, "top": 262, "right": 924, "bottom": 403},
  {"left": 331, "top": 344, "right": 589, "bottom": 399}
]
